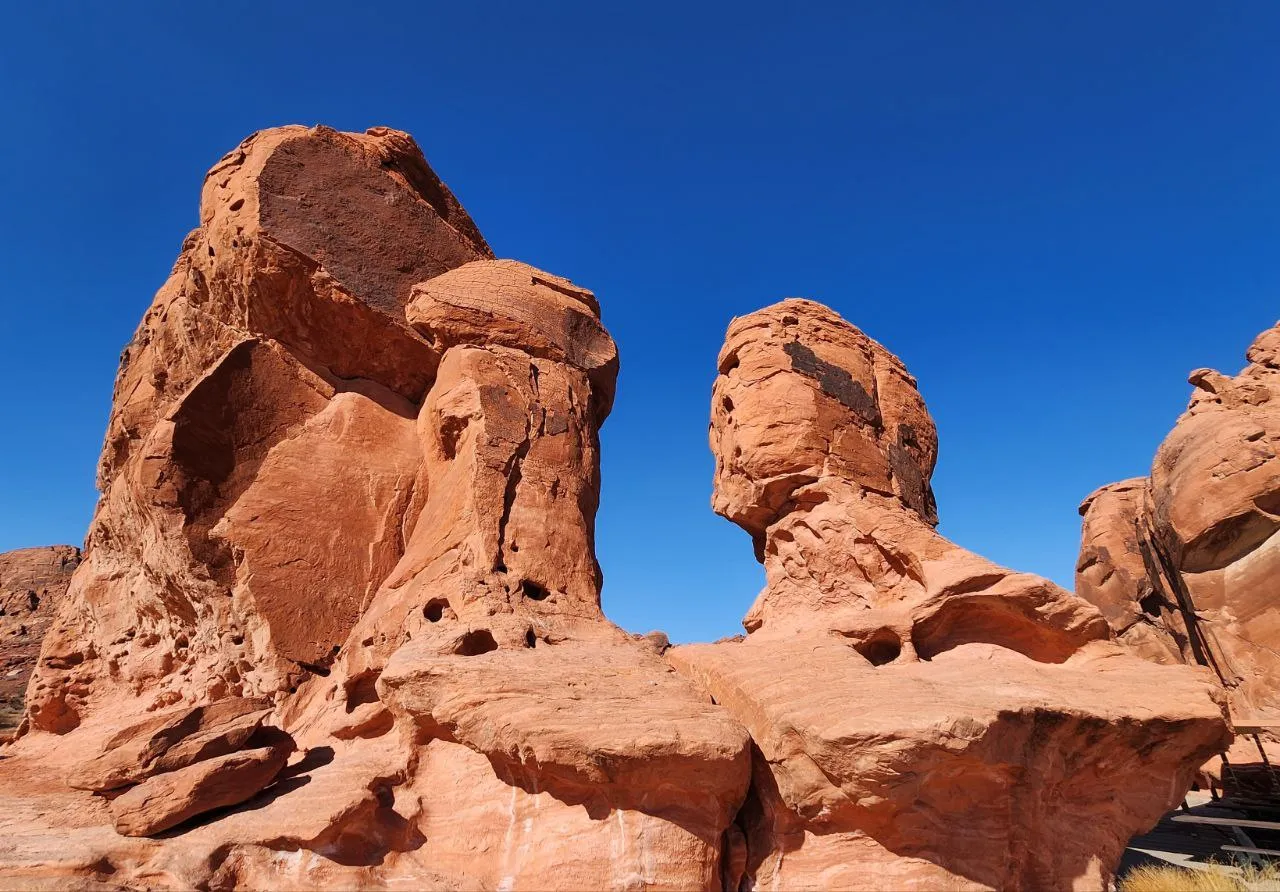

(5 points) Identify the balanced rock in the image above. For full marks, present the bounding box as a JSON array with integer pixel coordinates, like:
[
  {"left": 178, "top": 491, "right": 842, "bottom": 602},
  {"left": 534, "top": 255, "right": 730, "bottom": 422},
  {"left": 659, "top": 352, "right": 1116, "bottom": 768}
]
[
  {"left": 0, "top": 545, "right": 80, "bottom": 736},
  {"left": 670, "top": 299, "right": 1230, "bottom": 890},
  {"left": 1077, "top": 320, "right": 1280, "bottom": 723}
]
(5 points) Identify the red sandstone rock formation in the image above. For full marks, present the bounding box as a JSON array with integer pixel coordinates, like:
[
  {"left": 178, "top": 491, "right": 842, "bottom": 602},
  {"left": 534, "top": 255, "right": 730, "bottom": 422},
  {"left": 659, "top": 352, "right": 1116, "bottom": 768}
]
[
  {"left": 1077, "top": 321, "right": 1280, "bottom": 725},
  {"left": 0, "top": 545, "right": 80, "bottom": 737},
  {"left": 0, "top": 125, "right": 748, "bottom": 890},
  {"left": 669, "top": 299, "right": 1231, "bottom": 890},
  {"left": 0, "top": 125, "right": 1234, "bottom": 890}
]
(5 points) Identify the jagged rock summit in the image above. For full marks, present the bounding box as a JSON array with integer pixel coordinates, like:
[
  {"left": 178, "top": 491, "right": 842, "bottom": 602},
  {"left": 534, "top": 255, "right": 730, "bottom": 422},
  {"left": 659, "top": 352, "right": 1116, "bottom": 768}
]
[{"left": 0, "top": 125, "right": 1233, "bottom": 890}]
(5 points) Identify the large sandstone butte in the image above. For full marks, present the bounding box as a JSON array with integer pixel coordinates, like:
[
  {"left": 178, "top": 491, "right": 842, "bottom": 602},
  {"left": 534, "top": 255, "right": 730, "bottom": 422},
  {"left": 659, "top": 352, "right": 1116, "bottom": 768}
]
[
  {"left": 0, "top": 125, "right": 1231, "bottom": 890},
  {"left": 1078, "top": 321, "right": 1280, "bottom": 727},
  {"left": 0, "top": 546, "right": 80, "bottom": 738}
]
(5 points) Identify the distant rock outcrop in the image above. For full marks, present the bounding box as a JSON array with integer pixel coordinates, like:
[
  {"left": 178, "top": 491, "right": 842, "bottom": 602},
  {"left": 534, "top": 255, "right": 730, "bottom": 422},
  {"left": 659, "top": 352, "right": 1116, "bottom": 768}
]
[
  {"left": 0, "top": 126, "right": 1236, "bottom": 891},
  {"left": 0, "top": 545, "right": 80, "bottom": 737},
  {"left": 1078, "top": 321, "right": 1280, "bottom": 723}
]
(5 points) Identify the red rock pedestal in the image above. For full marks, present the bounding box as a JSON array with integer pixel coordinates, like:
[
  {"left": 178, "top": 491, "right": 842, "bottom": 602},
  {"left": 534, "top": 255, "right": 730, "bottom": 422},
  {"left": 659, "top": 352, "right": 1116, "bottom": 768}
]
[{"left": 670, "top": 300, "right": 1230, "bottom": 891}]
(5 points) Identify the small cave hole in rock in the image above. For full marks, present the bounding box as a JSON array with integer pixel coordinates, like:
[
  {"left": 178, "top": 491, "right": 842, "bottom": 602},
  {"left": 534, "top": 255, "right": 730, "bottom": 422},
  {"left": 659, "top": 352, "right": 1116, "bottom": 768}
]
[
  {"left": 721, "top": 396, "right": 734, "bottom": 414},
  {"left": 344, "top": 670, "right": 381, "bottom": 712},
  {"left": 520, "top": 580, "right": 550, "bottom": 601},
  {"left": 525, "top": 628, "right": 537, "bottom": 648},
  {"left": 455, "top": 629, "right": 498, "bottom": 656},
  {"left": 423, "top": 598, "right": 450, "bottom": 623},
  {"left": 853, "top": 631, "right": 902, "bottom": 666},
  {"left": 228, "top": 198, "right": 245, "bottom": 212},
  {"left": 1139, "top": 592, "right": 1164, "bottom": 618},
  {"left": 439, "top": 414, "right": 468, "bottom": 460},
  {"left": 782, "top": 314, "right": 799, "bottom": 325}
]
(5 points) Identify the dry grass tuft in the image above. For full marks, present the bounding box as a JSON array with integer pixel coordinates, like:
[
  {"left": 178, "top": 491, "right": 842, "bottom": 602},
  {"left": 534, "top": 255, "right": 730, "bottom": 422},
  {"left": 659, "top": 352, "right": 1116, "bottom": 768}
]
[{"left": 1120, "top": 862, "right": 1280, "bottom": 892}]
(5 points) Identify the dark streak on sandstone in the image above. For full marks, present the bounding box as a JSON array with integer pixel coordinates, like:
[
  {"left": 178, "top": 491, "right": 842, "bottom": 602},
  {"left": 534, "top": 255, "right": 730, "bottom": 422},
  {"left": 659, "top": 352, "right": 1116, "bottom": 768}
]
[{"left": 783, "top": 341, "right": 881, "bottom": 428}]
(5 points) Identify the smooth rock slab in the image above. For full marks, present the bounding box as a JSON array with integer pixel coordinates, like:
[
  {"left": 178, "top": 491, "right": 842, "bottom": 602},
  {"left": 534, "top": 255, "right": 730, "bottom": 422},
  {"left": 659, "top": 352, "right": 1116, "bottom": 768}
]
[
  {"left": 110, "top": 744, "right": 290, "bottom": 837},
  {"left": 379, "top": 637, "right": 751, "bottom": 835},
  {"left": 66, "top": 697, "right": 270, "bottom": 792}
]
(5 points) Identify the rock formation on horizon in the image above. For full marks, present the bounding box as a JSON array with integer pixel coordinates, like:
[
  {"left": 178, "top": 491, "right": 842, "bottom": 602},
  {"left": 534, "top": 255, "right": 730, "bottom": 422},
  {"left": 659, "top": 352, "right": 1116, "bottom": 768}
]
[
  {"left": 0, "top": 545, "right": 80, "bottom": 739},
  {"left": 1078, "top": 321, "right": 1280, "bottom": 727},
  {"left": 0, "top": 124, "right": 1236, "bottom": 890}
]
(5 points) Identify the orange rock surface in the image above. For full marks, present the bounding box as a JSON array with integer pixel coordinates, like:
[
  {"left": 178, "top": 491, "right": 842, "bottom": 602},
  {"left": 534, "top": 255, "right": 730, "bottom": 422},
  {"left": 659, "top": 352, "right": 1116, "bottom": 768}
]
[
  {"left": 0, "top": 126, "right": 1236, "bottom": 890},
  {"left": 0, "top": 545, "right": 80, "bottom": 737},
  {"left": 0, "top": 125, "right": 748, "bottom": 890},
  {"left": 1078, "top": 321, "right": 1280, "bottom": 724}
]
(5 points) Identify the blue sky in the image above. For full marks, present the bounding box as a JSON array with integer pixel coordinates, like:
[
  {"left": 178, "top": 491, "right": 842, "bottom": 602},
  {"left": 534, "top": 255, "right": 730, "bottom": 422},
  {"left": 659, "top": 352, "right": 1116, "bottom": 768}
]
[{"left": 2, "top": 2, "right": 1277, "bottom": 642}]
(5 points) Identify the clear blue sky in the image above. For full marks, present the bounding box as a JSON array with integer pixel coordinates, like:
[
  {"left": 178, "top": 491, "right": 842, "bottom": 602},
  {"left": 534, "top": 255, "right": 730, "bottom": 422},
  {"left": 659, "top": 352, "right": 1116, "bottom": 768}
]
[{"left": 2, "top": 3, "right": 1277, "bottom": 642}]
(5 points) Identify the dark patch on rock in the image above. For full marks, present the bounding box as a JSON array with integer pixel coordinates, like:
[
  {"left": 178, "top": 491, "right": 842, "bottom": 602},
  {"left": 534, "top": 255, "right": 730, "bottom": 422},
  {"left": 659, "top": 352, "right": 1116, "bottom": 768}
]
[
  {"left": 889, "top": 423, "right": 938, "bottom": 526},
  {"left": 783, "top": 341, "right": 881, "bottom": 428}
]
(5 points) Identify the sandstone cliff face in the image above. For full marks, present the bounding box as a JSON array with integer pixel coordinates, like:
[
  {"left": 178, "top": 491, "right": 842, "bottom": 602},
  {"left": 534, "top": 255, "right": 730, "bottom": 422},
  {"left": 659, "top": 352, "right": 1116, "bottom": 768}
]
[
  {"left": 0, "top": 545, "right": 80, "bottom": 737},
  {"left": 1077, "top": 322, "right": 1280, "bottom": 723},
  {"left": 0, "top": 126, "right": 1234, "bottom": 891},
  {"left": 671, "top": 299, "right": 1230, "bottom": 891}
]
